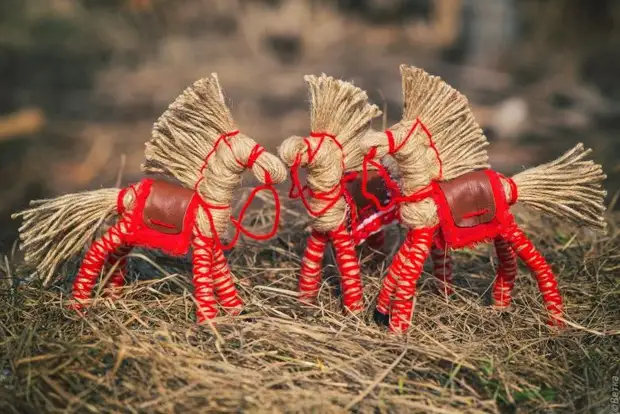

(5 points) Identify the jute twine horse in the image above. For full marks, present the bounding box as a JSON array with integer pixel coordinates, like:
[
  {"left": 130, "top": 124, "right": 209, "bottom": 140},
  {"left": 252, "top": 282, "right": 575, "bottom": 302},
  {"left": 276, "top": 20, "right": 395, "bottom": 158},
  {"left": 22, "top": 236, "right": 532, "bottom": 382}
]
[
  {"left": 12, "top": 74, "right": 287, "bottom": 323},
  {"left": 360, "top": 65, "right": 608, "bottom": 333},
  {"left": 278, "top": 74, "right": 403, "bottom": 313}
]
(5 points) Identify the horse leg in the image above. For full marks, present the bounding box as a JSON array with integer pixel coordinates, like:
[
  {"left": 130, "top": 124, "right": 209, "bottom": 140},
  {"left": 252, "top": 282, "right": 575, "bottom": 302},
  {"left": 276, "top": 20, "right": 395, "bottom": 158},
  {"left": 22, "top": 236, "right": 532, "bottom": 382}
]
[
  {"left": 374, "top": 241, "right": 409, "bottom": 325},
  {"left": 102, "top": 245, "right": 132, "bottom": 299},
  {"left": 330, "top": 224, "right": 364, "bottom": 313},
  {"left": 431, "top": 247, "right": 454, "bottom": 298},
  {"left": 298, "top": 230, "right": 329, "bottom": 304},
  {"left": 211, "top": 244, "right": 244, "bottom": 315},
  {"left": 491, "top": 237, "right": 518, "bottom": 309},
  {"left": 389, "top": 227, "right": 434, "bottom": 334},
  {"left": 71, "top": 218, "right": 131, "bottom": 309},
  {"left": 503, "top": 225, "right": 565, "bottom": 328},
  {"left": 191, "top": 231, "right": 218, "bottom": 323}
]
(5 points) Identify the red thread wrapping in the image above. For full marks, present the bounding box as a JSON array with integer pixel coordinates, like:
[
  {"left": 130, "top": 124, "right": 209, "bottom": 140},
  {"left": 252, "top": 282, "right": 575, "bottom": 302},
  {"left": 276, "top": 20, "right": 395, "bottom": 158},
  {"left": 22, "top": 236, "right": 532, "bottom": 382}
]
[
  {"left": 431, "top": 248, "right": 453, "bottom": 297},
  {"left": 192, "top": 234, "right": 218, "bottom": 322},
  {"left": 375, "top": 256, "right": 401, "bottom": 315},
  {"left": 288, "top": 132, "right": 360, "bottom": 222},
  {"left": 193, "top": 131, "right": 281, "bottom": 251},
  {"left": 432, "top": 169, "right": 515, "bottom": 250},
  {"left": 352, "top": 205, "right": 399, "bottom": 246},
  {"left": 388, "top": 227, "right": 435, "bottom": 333},
  {"left": 503, "top": 225, "right": 565, "bottom": 327},
  {"left": 72, "top": 219, "right": 129, "bottom": 304},
  {"left": 361, "top": 118, "right": 441, "bottom": 213},
  {"left": 330, "top": 224, "right": 364, "bottom": 312},
  {"left": 211, "top": 245, "right": 243, "bottom": 313},
  {"left": 491, "top": 237, "right": 517, "bottom": 308},
  {"left": 298, "top": 230, "right": 329, "bottom": 302}
]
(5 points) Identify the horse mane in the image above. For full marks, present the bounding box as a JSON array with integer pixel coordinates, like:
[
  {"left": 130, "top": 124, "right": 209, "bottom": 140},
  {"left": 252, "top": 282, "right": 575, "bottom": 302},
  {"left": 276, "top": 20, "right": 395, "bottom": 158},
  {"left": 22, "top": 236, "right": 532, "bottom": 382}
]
[
  {"left": 305, "top": 74, "right": 382, "bottom": 172},
  {"left": 400, "top": 64, "right": 489, "bottom": 180},
  {"left": 142, "top": 73, "right": 238, "bottom": 189}
]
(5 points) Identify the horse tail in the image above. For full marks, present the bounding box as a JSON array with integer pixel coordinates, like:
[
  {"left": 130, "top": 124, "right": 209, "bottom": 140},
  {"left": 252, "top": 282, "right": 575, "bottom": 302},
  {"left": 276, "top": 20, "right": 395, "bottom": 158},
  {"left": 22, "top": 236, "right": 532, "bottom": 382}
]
[
  {"left": 509, "top": 143, "right": 607, "bottom": 233},
  {"left": 12, "top": 187, "right": 123, "bottom": 286}
]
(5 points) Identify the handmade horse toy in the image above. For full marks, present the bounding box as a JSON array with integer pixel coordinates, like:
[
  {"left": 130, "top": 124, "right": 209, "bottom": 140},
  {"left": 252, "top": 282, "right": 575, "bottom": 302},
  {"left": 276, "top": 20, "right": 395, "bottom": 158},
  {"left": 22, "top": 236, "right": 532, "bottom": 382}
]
[
  {"left": 12, "top": 74, "right": 288, "bottom": 323},
  {"left": 278, "top": 74, "right": 467, "bottom": 315},
  {"left": 359, "top": 64, "right": 608, "bottom": 333}
]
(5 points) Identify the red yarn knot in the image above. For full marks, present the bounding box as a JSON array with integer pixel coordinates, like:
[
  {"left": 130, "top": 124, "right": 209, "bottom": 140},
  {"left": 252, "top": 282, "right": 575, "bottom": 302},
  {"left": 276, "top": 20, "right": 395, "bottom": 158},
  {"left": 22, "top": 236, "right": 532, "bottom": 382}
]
[
  {"left": 246, "top": 144, "right": 265, "bottom": 169},
  {"left": 361, "top": 118, "right": 443, "bottom": 213},
  {"left": 194, "top": 130, "right": 241, "bottom": 192},
  {"left": 385, "top": 119, "right": 442, "bottom": 178},
  {"left": 193, "top": 130, "right": 281, "bottom": 251},
  {"left": 287, "top": 130, "right": 353, "bottom": 218}
]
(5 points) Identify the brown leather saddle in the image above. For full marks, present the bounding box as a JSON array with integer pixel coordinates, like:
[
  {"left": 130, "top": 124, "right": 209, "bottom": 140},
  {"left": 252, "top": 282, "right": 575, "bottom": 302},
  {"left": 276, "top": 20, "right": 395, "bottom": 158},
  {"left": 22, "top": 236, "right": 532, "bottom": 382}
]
[
  {"left": 437, "top": 170, "right": 496, "bottom": 228},
  {"left": 143, "top": 180, "right": 196, "bottom": 234}
]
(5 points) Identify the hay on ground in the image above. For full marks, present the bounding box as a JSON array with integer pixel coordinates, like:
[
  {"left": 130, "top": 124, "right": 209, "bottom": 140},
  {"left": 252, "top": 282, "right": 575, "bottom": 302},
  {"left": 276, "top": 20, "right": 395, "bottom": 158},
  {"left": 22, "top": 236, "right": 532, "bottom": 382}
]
[{"left": 0, "top": 199, "right": 618, "bottom": 414}]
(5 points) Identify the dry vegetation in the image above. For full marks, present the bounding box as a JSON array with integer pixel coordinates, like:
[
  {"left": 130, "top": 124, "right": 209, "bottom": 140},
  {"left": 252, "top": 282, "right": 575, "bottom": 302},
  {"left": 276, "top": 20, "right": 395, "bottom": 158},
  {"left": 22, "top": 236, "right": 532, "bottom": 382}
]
[{"left": 1, "top": 199, "right": 618, "bottom": 413}]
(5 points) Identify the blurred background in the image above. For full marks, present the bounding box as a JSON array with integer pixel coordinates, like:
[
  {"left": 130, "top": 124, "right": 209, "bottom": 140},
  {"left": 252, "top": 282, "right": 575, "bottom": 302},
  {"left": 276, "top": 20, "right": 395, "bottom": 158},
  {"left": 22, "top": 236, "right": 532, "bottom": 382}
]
[{"left": 1, "top": 0, "right": 619, "bottom": 253}]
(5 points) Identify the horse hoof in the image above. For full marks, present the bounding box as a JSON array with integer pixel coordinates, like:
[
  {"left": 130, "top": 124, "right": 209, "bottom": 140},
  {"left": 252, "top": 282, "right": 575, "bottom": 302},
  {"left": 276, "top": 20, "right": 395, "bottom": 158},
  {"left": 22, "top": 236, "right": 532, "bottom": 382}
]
[{"left": 373, "top": 309, "right": 390, "bottom": 327}]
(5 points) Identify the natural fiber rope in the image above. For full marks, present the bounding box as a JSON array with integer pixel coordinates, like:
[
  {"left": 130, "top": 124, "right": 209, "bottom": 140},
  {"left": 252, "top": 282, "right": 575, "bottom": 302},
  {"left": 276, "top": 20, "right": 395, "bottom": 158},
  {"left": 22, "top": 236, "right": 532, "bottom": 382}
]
[
  {"left": 279, "top": 74, "right": 381, "bottom": 233},
  {"left": 512, "top": 143, "right": 607, "bottom": 232}
]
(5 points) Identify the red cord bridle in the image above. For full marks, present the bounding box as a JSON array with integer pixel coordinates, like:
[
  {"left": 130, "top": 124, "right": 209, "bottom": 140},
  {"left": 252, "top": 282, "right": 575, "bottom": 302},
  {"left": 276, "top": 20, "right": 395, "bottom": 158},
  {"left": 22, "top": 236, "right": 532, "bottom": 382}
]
[
  {"left": 288, "top": 132, "right": 360, "bottom": 225},
  {"left": 194, "top": 130, "right": 281, "bottom": 251},
  {"left": 361, "top": 118, "right": 443, "bottom": 212}
]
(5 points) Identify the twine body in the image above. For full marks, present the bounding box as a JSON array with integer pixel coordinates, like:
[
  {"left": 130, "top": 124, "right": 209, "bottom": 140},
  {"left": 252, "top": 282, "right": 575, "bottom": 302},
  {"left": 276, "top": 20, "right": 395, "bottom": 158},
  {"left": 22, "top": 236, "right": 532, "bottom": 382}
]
[{"left": 279, "top": 74, "right": 381, "bottom": 234}]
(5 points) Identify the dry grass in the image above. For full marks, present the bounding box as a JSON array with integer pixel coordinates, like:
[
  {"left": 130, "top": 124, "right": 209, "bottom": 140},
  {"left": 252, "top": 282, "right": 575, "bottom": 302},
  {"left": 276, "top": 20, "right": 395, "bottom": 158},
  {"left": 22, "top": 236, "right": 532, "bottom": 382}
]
[{"left": 0, "top": 201, "right": 619, "bottom": 414}]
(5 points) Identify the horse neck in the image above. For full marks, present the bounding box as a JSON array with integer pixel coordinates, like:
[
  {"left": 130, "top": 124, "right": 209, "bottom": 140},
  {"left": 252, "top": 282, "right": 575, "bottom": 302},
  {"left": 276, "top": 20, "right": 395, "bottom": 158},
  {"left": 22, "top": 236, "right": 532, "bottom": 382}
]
[
  {"left": 199, "top": 164, "right": 241, "bottom": 207},
  {"left": 306, "top": 155, "right": 343, "bottom": 193},
  {"left": 394, "top": 146, "right": 440, "bottom": 195}
]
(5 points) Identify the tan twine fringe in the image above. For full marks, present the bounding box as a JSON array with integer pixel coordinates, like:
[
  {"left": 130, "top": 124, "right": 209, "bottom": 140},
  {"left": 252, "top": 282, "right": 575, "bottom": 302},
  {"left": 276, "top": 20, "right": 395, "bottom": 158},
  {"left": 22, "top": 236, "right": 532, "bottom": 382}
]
[
  {"left": 142, "top": 73, "right": 286, "bottom": 237},
  {"left": 361, "top": 64, "right": 490, "bottom": 229},
  {"left": 278, "top": 74, "right": 381, "bottom": 233},
  {"left": 11, "top": 189, "right": 120, "bottom": 286},
  {"left": 512, "top": 143, "right": 607, "bottom": 233}
]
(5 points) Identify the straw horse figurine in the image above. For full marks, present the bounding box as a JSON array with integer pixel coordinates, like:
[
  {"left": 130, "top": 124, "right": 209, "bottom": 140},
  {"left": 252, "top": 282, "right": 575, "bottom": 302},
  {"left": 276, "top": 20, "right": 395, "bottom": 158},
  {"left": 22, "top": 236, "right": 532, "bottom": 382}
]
[
  {"left": 360, "top": 65, "right": 607, "bottom": 333},
  {"left": 13, "top": 74, "right": 288, "bottom": 323},
  {"left": 278, "top": 74, "right": 388, "bottom": 313}
]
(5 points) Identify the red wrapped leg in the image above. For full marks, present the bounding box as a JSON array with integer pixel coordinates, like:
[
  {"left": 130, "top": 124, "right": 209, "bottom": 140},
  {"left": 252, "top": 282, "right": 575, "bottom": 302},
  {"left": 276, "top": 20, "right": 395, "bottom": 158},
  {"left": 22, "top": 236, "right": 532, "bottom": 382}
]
[
  {"left": 103, "top": 245, "right": 132, "bottom": 298},
  {"left": 491, "top": 237, "right": 518, "bottom": 309},
  {"left": 431, "top": 247, "right": 454, "bottom": 298},
  {"left": 503, "top": 225, "right": 565, "bottom": 327},
  {"left": 212, "top": 244, "right": 243, "bottom": 315},
  {"left": 389, "top": 228, "right": 434, "bottom": 333},
  {"left": 71, "top": 218, "right": 130, "bottom": 308},
  {"left": 375, "top": 244, "right": 408, "bottom": 316},
  {"left": 192, "top": 232, "right": 218, "bottom": 323},
  {"left": 299, "top": 230, "right": 329, "bottom": 303},
  {"left": 330, "top": 224, "right": 364, "bottom": 313}
]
